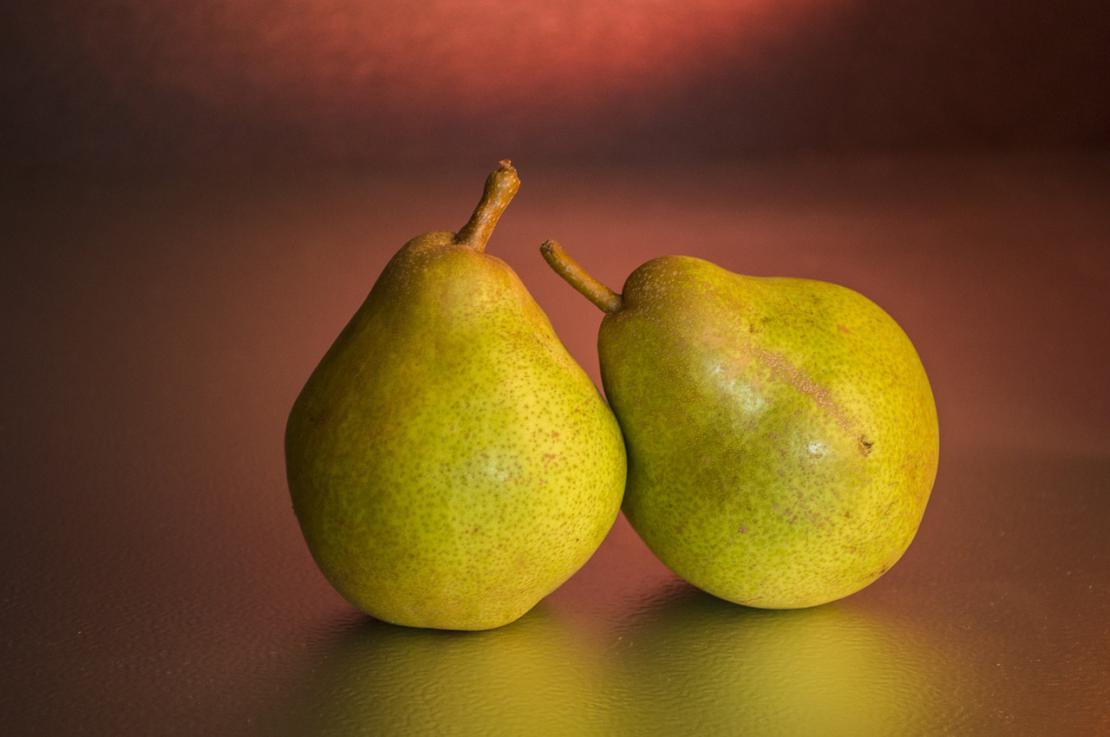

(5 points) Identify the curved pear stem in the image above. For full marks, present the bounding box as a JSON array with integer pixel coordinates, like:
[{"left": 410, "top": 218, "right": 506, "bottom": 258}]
[
  {"left": 540, "top": 240, "right": 623, "bottom": 313},
  {"left": 455, "top": 160, "right": 521, "bottom": 252}
]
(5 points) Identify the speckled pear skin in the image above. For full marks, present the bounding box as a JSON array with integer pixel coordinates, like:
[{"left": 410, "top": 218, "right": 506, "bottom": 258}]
[
  {"left": 285, "top": 167, "right": 626, "bottom": 631},
  {"left": 599, "top": 256, "right": 938, "bottom": 608}
]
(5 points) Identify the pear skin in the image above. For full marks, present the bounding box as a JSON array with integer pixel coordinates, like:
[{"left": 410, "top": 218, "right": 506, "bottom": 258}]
[
  {"left": 541, "top": 242, "right": 938, "bottom": 608},
  {"left": 285, "top": 164, "right": 626, "bottom": 630}
]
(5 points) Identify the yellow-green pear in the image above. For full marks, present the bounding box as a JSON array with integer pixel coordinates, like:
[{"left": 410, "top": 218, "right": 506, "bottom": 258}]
[
  {"left": 285, "top": 163, "right": 626, "bottom": 630},
  {"left": 540, "top": 241, "right": 938, "bottom": 608}
]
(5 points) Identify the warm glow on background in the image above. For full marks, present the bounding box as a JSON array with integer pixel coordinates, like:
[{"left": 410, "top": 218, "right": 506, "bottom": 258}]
[
  {"left": 102, "top": 0, "right": 833, "bottom": 112},
  {"left": 8, "top": 0, "right": 1108, "bottom": 166}
]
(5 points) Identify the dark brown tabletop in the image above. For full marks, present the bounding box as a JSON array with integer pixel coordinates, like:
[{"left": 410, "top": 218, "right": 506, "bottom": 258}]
[{"left": 3, "top": 154, "right": 1108, "bottom": 735}]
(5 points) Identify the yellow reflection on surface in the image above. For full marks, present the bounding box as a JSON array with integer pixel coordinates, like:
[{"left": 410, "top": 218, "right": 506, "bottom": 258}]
[
  {"left": 616, "top": 587, "right": 967, "bottom": 737},
  {"left": 278, "top": 608, "right": 610, "bottom": 737},
  {"left": 275, "top": 585, "right": 992, "bottom": 736}
]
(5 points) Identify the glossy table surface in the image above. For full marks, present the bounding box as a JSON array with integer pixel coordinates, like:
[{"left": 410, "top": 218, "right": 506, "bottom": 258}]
[{"left": 3, "top": 155, "right": 1109, "bottom": 735}]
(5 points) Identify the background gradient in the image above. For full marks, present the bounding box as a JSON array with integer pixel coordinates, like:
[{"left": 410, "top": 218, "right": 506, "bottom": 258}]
[{"left": 3, "top": 2, "right": 1109, "bottom": 734}]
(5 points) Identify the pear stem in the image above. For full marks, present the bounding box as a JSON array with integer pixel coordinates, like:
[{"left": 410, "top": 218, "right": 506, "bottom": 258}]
[
  {"left": 540, "top": 240, "right": 623, "bottom": 313},
  {"left": 455, "top": 160, "right": 521, "bottom": 252}
]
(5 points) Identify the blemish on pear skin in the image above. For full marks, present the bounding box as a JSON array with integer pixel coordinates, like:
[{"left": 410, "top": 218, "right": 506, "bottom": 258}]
[
  {"left": 858, "top": 436, "right": 874, "bottom": 456},
  {"left": 750, "top": 343, "right": 858, "bottom": 435},
  {"left": 836, "top": 323, "right": 853, "bottom": 335},
  {"left": 865, "top": 563, "right": 891, "bottom": 580}
]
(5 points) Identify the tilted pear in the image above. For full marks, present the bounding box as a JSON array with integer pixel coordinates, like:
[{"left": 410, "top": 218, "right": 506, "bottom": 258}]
[
  {"left": 285, "top": 164, "right": 626, "bottom": 630},
  {"left": 541, "top": 241, "right": 938, "bottom": 608}
]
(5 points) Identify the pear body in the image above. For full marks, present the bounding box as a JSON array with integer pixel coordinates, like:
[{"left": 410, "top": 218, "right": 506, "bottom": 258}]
[
  {"left": 599, "top": 256, "right": 937, "bottom": 608},
  {"left": 286, "top": 232, "right": 626, "bottom": 630}
]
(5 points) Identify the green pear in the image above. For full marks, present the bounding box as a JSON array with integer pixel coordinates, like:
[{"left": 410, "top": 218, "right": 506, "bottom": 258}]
[
  {"left": 285, "top": 163, "right": 625, "bottom": 631},
  {"left": 540, "top": 241, "right": 938, "bottom": 608}
]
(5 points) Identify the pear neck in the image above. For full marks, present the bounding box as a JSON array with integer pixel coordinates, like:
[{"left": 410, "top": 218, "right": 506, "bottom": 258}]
[
  {"left": 455, "top": 160, "right": 521, "bottom": 252},
  {"left": 540, "top": 240, "right": 623, "bottom": 314}
]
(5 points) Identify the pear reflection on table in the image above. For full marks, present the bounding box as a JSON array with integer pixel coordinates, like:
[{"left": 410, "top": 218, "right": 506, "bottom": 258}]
[
  {"left": 279, "top": 606, "right": 608, "bottom": 737},
  {"left": 616, "top": 586, "right": 968, "bottom": 737}
]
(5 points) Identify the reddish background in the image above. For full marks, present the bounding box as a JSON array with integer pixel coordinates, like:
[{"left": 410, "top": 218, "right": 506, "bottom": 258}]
[
  {"left": 2, "top": 3, "right": 1109, "bottom": 735},
  {"left": 4, "top": 0, "right": 1109, "bottom": 169}
]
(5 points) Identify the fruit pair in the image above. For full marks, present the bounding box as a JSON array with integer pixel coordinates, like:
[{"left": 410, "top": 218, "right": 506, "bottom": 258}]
[{"left": 285, "top": 162, "right": 939, "bottom": 630}]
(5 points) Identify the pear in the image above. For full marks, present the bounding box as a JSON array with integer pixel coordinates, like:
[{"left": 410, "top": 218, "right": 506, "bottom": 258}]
[
  {"left": 540, "top": 241, "right": 938, "bottom": 608},
  {"left": 285, "top": 163, "right": 625, "bottom": 631}
]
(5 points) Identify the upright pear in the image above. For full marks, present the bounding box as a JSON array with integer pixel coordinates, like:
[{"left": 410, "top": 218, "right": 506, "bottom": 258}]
[
  {"left": 541, "top": 241, "right": 938, "bottom": 608},
  {"left": 285, "top": 164, "right": 626, "bottom": 630}
]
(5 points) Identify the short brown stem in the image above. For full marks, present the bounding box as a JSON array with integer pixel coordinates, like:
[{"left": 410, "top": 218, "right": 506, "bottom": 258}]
[
  {"left": 540, "top": 240, "right": 623, "bottom": 313},
  {"left": 455, "top": 160, "right": 521, "bottom": 252}
]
